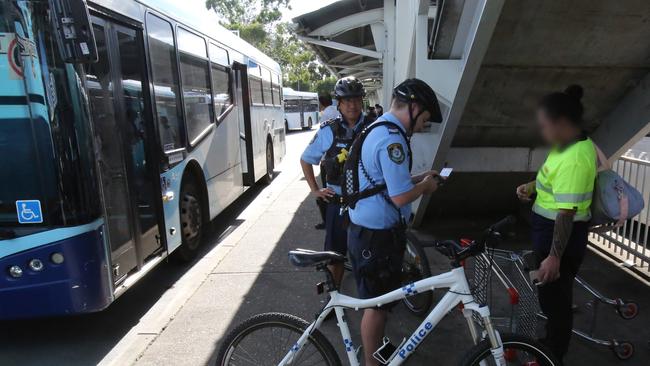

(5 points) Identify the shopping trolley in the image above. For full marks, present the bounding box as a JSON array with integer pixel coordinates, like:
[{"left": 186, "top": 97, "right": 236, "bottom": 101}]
[
  {"left": 465, "top": 248, "right": 540, "bottom": 339},
  {"left": 465, "top": 248, "right": 639, "bottom": 360}
]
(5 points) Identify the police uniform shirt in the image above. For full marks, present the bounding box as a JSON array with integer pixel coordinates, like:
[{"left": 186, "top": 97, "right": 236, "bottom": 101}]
[
  {"left": 301, "top": 114, "right": 366, "bottom": 195},
  {"left": 348, "top": 113, "right": 413, "bottom": 229}
]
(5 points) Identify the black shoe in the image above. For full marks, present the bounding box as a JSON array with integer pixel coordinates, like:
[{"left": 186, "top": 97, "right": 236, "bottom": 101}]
[{"left": 315, "top": 222, "right": 326, "bottom": 230}]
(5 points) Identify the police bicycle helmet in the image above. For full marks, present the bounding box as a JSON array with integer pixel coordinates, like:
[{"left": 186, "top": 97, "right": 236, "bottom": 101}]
[
  {"left": 334, "top": 77, "right": 366, "bottom": 99},
  {"left": 393, "top": 78, "right": 443, "bottom": 123}
]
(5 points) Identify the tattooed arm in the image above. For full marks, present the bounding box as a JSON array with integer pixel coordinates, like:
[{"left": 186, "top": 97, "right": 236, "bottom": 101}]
[
  {"left": 538, "top": 209, "right": 575, "bottom": 283},
  {"left": 550, "top": 210, "right": 575, "bottom": 258}
]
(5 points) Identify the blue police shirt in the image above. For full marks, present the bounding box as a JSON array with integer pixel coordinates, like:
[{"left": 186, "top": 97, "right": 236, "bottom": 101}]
[
  {"left": 301, "top": 114, "right": 366, "bottom": 195},
  {"left": 349, "top": 113, "right": 414, "bottom": 229}
]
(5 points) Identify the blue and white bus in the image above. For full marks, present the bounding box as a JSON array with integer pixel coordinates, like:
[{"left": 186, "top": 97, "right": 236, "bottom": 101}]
[
  {"left": 283, "top": 88, "right": 319, "bottom": 131},
  {"left": 0, "top": 0, "right": 285, "bottom": 319}
]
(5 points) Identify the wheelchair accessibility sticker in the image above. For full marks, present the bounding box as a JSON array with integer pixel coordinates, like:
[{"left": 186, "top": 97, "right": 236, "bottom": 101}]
[{"left": 16, "top": 200, "right": 43, "bottom": 224}]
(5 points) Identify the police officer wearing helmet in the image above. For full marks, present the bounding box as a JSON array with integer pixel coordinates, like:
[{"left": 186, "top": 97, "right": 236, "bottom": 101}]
[
  {"left": 300, "top": 77, "right": 373, "bottom": 287},
  {"left": 345, "top": 78, "right": 443, "bottom": 366}
]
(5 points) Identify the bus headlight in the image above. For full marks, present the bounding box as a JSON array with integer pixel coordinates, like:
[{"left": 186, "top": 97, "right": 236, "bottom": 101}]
[
  {"left": 8, "top": 265, "right": 23, "bottom": 278},
  {"left": 29, "top": 259, "right": 44, "bottom": 272},
  {"left": 50, "top": 253, "right": 65, "bottom": 264}
]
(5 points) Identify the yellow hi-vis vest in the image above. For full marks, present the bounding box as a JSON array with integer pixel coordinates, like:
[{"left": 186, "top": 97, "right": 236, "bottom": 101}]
[{"left": 533, "top": 138, "right": 597, "bottom": 222}]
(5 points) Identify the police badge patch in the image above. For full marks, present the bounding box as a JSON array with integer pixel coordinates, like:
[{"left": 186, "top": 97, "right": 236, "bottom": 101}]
[{"left": 387, "top": 143, "right": 405, "bottom": 164}]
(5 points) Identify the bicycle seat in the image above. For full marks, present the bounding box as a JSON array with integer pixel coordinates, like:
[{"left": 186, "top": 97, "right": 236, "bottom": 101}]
[{"left": 288, "top": 249, "right": 346, "bottom": 267}]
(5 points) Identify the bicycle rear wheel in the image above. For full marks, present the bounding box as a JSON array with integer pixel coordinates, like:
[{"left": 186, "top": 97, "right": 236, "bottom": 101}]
[
  {"left": 216, "top": 312, "right": 341, "bottom": 366},
  {"left": 401, "top": 239, "right": 433, "bottom": 316},
  {"left": 460, "top": 333, "right": 560, "bottom": 366}
]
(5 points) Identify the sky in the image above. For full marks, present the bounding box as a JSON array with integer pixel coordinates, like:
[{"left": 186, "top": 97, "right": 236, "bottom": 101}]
[{"left": 282, "top": 0, "right": 340, "bottom": 21}]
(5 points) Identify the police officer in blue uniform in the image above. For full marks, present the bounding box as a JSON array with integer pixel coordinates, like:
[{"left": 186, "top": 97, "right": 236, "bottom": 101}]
[
  {"left": 345, "top": 79, "right": 443, "bottom": 366},
  {"left": 300, "top": 77, "right": 372, "bottom": 287}
]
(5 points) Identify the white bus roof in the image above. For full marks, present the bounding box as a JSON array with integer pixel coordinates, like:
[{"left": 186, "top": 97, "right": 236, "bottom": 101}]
[
  {"left": 135, "top": 0, "right": 281, "bottom": 74},
  {"left": 282, "top": 88, "right": 318, "bottom": 100}
]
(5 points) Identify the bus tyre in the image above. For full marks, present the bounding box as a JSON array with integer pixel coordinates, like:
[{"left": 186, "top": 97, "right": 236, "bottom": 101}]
[
  {"left": 302, "top": 117, "right": 313, "bottom": 130},
  {"left": 263, "top": 140, "right": 274, "bottom": 184},
  {"left": 285, "top": 119, "right": 289, "bottom": 132},
  {"left": 174, "top": 180, "right": 205, "bottom": 262},
  {"left": 216, "top": 312, "right": 341, "bottom": 366}
]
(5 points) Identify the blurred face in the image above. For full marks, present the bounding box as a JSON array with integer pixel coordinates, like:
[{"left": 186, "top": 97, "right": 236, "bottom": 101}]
[
  {"left": 338, "top": 96, "right": 363, "bottom": 123},
  {"left": 536, "top": 108, "right": 563, "bottom": 145}
]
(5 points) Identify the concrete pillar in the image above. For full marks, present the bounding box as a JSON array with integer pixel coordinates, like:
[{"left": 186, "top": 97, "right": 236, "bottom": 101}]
[{"left": 591, "top": 73, "right": 650, "bottom": 163}]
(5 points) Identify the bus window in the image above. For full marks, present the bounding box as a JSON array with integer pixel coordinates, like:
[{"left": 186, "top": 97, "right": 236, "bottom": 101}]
[
  {"left": 249, "top": 76, "right": 264, "bottom": 105},
  {"left": 270, "top": 73, "right": 280, "bottom": 107},
  {"left": 209, "top": 43, "right": 229, "bottom": 66},
  {"left": 146, "top": 14, "right": 184, "bottom": 153},
  {"left": 284, "top": 99, "right": 300, "bottom": 113},
  {"left": 178, "top": 28, "right": 213, "bottom": 145},
  {"left": 306, "top": 100, "right": 320, "bottom": 113},
  {"left": 211, "top": 64, "right": 232, "bottom": 121},
  {"left": 262, "top": 68, "right": 273, "bottom": 106},
  {"left": 275, "top": 74, "right": 282, "bottom": 106},
  {"left": 248, "top": 62, "right": 263, "bottom": 105},
  {"left": 178, "top": 27, "right": 207, "bottom": 58}
]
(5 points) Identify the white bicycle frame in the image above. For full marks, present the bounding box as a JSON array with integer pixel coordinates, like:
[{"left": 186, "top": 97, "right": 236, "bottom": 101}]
[{"left": 279, "top": 263, "right": 506, "bottom": 366}]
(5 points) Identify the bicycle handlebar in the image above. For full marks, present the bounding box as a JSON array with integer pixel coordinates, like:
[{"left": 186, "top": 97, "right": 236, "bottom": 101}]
[
  {"left": 431, "top": 216, "right": 517, "bottom": 266},
  {"left": 489, "top": 215, "right": 517, "bottom": 234}
]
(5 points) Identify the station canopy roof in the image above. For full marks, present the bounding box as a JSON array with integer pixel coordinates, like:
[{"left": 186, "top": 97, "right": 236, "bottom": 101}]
[{"left": 292, "top": 0, "right": 385, "bottom": 94}]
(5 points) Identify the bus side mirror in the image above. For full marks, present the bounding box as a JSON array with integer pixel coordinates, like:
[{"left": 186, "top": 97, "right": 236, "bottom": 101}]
[{"left": 49, "top": 0, "right": 98, "bottom": 63}]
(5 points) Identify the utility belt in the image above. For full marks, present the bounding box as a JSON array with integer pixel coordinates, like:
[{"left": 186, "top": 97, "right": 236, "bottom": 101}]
[{"left": 350, "top": 222, "right": 407, "bottom": 282}]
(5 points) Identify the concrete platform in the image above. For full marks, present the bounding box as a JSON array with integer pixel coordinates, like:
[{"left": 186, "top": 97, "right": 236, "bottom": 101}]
[{"left": 130, "top": 130, "right": 649, "bottom": 365}]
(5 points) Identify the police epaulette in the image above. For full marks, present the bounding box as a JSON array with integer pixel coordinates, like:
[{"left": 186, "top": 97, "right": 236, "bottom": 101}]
[{"left": 320, "top": 117, "right": 340, "bottom": 129}]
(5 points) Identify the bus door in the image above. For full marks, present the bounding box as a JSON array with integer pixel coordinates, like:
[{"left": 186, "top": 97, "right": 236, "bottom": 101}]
[
  {"left": 299, "top": 98, "right": 305, "bottom": 127},
  {"left": 233, "top": 62, "right": 255, "bottom": 186},
  {"left": 85, "top": 17, "right": 162, "bottom": 283}
]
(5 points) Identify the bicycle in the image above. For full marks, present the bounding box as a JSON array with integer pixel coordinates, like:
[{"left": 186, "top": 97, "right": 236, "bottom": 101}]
[
  {"left": 216, "top": 216, "right": 560, "bottom": 365},
  {"left": 343, "top": 235, "right": 433, "bottom": 317}
]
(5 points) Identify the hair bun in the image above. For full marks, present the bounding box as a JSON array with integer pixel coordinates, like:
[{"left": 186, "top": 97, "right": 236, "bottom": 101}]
[{"left": 564, "top": 84, "right": 584, "bottom": 101}]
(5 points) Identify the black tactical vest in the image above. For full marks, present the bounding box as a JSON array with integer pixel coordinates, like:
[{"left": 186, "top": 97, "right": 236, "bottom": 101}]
[{"left": 321, "top": 116, "right": 371, "bottom": 186}]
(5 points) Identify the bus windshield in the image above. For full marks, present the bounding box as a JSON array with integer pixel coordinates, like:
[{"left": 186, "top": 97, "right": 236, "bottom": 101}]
[{"left": 0, "top": 1, "right": 99, "bottom": 234}]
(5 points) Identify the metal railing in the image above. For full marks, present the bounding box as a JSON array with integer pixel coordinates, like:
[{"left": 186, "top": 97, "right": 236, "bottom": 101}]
[{"left": 589, "top": 156, "right": 650, "bottom": 279}]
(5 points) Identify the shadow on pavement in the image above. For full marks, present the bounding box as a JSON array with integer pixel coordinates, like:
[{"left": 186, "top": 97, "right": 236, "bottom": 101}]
[{"left": 206, "top": 209, "right": 650, "bottom": 365}]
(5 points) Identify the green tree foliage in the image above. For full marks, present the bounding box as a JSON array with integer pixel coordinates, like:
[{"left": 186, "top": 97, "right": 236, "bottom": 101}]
[{"left": 205, "top": 0, "right": 334, "bottom": 93}]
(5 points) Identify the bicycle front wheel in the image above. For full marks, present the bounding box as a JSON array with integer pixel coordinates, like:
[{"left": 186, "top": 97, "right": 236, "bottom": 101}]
[
  {"left": 216, "top": 312, "right": 341, "bottom": 366},
  {"left": 461, "top": 333, "right": 560, "bottom": 366}
]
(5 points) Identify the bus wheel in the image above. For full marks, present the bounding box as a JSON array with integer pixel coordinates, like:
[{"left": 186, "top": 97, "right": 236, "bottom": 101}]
[
  {"left": 174, "top": 180, "right": 204, "bottom": 262},
  {"left": 302, "top": 117, "right": 312, "bottom": 130},
  {"left": 284, "top": 119, "right": 289, "bottom": 132},
  {"left": 263, "top": 140, "right": 274, "bottom": 185}
]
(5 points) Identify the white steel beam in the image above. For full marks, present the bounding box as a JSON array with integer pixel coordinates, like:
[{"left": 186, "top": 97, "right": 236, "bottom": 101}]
[
  {"left": 370, "top": 23, "right": 386, "bottom": 52},
  {"left": 591, "top": 73, "right": 650, "bottom": 163},
  {"left": 325, "top": 61, "right": 381, "bottom": 69},
  {"left": 382, "top": 0, "right": 396, "bottom": 108},
  {"left": 308, "top": 8, "right": 385, "bottom": 38},
  {"left": 394, "top": 0, "right": 419, "bottom": 82},
  {"left": 298, "top": 36, "right": 383, "bottom": 59},
  {"left": 340, "top": 67, "right": 382, "bottom": 75},
  {"left": 413, "top": 0, "right": 506, "bottom": 226}
]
